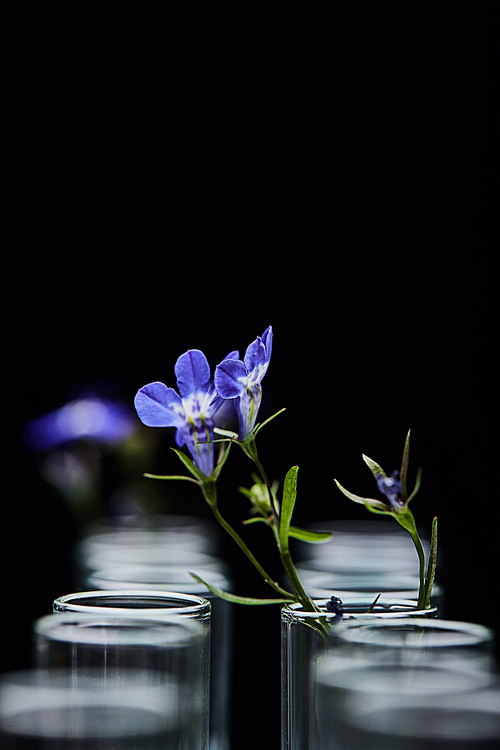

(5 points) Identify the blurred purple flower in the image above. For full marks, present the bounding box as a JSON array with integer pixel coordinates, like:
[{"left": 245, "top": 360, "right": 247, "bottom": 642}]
[{"left": 25, "top": 397, "right": 136, "bottom": 452}]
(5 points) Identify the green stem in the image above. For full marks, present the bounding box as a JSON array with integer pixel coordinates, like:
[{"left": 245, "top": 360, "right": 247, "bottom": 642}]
[
  {"left": 242, "top": 437, "right": 280, "bottom": 519},
  {"left": 247, "top": 447, "right": 319, "bottom": 613},
  {"left": 409, "top": 526, "right": 427, "bottom": 610},
  {"left": 209, "top": 503, "right": 293, "bottom": 599},
  {"left": 280, "top": 544, "right": 320, "bottom": 613},
  {"left": 237, "top": 438, "right": 322, "bottom": 617}
]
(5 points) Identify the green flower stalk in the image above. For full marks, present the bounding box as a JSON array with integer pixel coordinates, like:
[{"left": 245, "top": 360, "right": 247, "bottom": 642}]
[{"left": 334, "top": 429, "right": 438, "bottom": 610}]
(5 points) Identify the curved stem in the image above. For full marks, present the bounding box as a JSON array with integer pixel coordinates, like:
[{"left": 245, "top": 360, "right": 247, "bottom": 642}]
[
  {"left": 409, "top": 526, "right": 427, "bottom": 610},
  {"left": 209, "top": 503, "right": 293, "bottom": 599},
  {"left": 280, "top": 544, "right": 320, "bottom": 613},
  {"left": 246, "top": 445, "right": 319, "bottom": 612},
  {"left": 241, "top": 437, "right": 280, "bottom": 518}
]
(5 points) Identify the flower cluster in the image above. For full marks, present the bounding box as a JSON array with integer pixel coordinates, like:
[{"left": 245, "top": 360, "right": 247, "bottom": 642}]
[{"left": 134, "top": 327, "right": 273, "bottom": 478}]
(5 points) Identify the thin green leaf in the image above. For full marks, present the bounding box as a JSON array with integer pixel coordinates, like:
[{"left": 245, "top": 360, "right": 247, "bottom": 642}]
[
  {"left": 238, "top": 486, "right": 253, "bottom": 500},
  {"left": 212, "top": 437, "right": 234, "bottom": 481},
  {"left": 407, "top": 466, "right": 423, "bottom": 503},
  {"left": 288, "top": 527, "right": 332, "bottom": 543},
  {"left": 251, "top": 407, "right": 286, "bottom": 438},
  {"left": 364, "top": 504, "right": 392, "bottom": 518},
  {"left": 365, "top": 592, "right": 382, "bottom": 612},
  {"left": 189, "top": 573, "right": 292, "bottom": 605},
  {"left": 424, "top": 516, "right": 438, "bottom": 609},
  {"left": 144, "top": 473, "right": 199, "bottom": 484},
  {"left": 362, "top": 454, "right": 387, "bottom": 479},
  {"left": 334, "top": 479, "right": 388, "bottom": 512},
  {"left": 400, "top": 428, "right": 411, "bottom": 501},
  {"left": 242, "top": 517, "right": 269, "bottom": 526},
  {"left": 280, "top": 465, "right": 298, "bottom": 550},
  {"left": 170, "top": 448, "right": 207, "bottom": 481}
]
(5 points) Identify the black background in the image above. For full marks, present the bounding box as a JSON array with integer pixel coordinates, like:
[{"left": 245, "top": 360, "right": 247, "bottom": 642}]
[{"left": 2, "top": 5, "right": 497, "bottom": 748}]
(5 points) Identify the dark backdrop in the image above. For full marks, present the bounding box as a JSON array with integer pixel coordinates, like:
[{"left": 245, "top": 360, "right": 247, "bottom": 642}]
[{"left": 2, "top": 6, "right": 496, "bottom": 748}]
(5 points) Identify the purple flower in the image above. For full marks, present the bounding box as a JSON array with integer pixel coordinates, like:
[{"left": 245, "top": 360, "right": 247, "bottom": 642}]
[
  {"left": 376, "top": 470, "right": 404, "bottom": 511},
  {"left": 25, "top": 397, "right": 136, "bottom": 451},
  {"left": 326, "top": 595, "right": 344, "bottom": 623},
  {"left": 134, "top": 349, "right": 237, "bottom": 477},
  {"left": 214, "top": 326, "right": 273, "bottom": 441}
]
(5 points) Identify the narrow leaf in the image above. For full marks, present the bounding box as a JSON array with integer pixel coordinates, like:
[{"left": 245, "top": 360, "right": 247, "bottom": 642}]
[
  {"left": 365, "top": 592, "right": 382, "bottom": 612},
  {"left": 288, "top": 527, "right": 332, "bottom": 543},
  {"left": 407, "top": 466, "right": 423, "bottom": 504},
  {"left": 189, "top": 573, "right": 292, "bottom": 605},
  {"left": 171, "top": 448, "right": 206, "bottom": 481},
  {"left": 364, "top": 504, "right": 393, "bottom": 517},
  {"left": 280, "top": 465, "right": 298, "bottom": 550},
  {"left": 334, "top": 479, "right": 388, "bottom": 512},
  {"left": 362, "top": 454, "right": 387, "bottom": 479},
  {"left": 400, "top": 428, "right": 411, "bottom": 501},
  {"left": 242, "top": 517, "right": 269, "bottom": 526},
  {"left": 212, "top": 437, "right": 234, "bottom": 481},
  {"left": 144, "top": 473, "right": 199, "bottom": 484},
  {"left": 424, "top": 516, "right": 438, "bottom": 609},
  {"left": 251, "top": 407, "right": 286, "bottom": 438}
]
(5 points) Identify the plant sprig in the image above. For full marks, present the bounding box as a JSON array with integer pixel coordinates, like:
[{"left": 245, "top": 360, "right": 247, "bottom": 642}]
[{"left": 334, "top": 429, "right": 437, "bottom": 610}]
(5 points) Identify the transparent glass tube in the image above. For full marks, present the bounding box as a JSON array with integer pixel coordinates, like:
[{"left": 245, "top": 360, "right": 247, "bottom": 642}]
[
  {"left": 52, "top": 590, "right": 211, "bottom": 749},
  {"left": 34, "top": 613, "right": 204, "bottom": 748},
  {"left": 82, "top": 565, "right": 233, "bottom": 750},
  {"left": 0, "top": 668, "right": 182, "bottom": 748},
  {"left": 316, "top": 662, "right": 497, "bottom": 749},
  {"left": 327, "top": 617, "right": 497, "bottom": 672},
  {"left": 77, "top": 514, "right": 222, "bottom": 558},
  {"left": 75, "top": 547, "right": 228, "bottom": 587},
  {"left": 281, "top": 597, "right": 438, "bottom": 750}
]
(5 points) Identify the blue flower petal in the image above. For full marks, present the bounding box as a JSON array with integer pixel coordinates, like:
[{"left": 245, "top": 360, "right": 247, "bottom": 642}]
[
  {"left": 174, "top": 350, "right": 211, "bottom": 398},
  {"left": 214, "top": 359, "right": 247, "bottom": 398},
  {"left": 261, "top": 325, "right": 273, "bottom": 359},
  {"left": 243, "top": 326, "right": 273, "bottom": 372},
  {"left": 134, "top": 382, "right": 184, "bottom": 428}
]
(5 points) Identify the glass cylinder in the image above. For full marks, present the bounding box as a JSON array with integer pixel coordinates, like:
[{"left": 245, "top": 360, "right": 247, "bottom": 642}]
[
  {"left": 281, "top": 597, "right": 438, "bottom": 750},
  {"left": 82, "top": 565, "right": 233, "bottom": 750},
  {"left": 53, "top": 590, "right": 211, "bottom": 749},
  {"left": 0, "top": 668, "right": 182, "bottom": 748},
  {"left": 339, "top": 686, "right": 500, "bottom": 748},
  {"left": 75, "top": 547, "right": 228, "bottom": 587},
  {"left": 34, "top": 612, "right": 205, "bottom": 747},
  {"left": 327, "top": 617, "right": 497, "bottom": 673},
  {"left": 76, "top": 514, "right": 222, "bottom": 562},
  {"left": 316, "top": 661, "right": 497, "bottom": 749}
]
